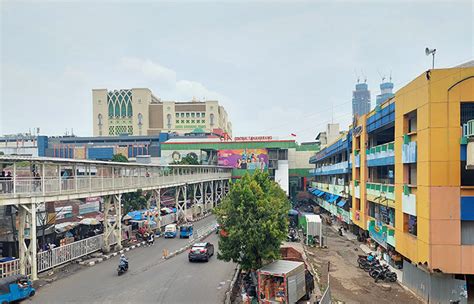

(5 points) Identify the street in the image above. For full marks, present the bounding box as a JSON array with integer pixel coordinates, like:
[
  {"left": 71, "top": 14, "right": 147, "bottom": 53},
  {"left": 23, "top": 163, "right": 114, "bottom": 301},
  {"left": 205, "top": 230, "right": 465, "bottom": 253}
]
[{"left": 29, "top": 216, "right": 237, "bottom": 304}]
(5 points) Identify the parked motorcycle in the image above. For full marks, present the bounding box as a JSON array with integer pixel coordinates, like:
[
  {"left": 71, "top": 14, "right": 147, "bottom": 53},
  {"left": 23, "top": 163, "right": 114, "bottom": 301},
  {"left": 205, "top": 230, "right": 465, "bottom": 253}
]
[{"left": 372, "top": 266, "right": 397, "bottom": 283}]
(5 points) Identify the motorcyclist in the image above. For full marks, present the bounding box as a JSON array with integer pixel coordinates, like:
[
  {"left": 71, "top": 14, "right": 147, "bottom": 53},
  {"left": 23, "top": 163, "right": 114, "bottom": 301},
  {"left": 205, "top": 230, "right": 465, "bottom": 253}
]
[
  {"left": 147, "top": 232, "right": 154, "bottom": 246},
  {"left": 119, "top": 254, "right": 128, "bottom": 270}
]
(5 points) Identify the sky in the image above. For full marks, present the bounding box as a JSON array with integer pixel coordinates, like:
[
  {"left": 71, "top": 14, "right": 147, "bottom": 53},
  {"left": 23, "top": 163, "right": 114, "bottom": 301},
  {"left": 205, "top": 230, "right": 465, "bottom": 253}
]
[{"left": 1, "top": 0, "right": 473, "bottom": 142}]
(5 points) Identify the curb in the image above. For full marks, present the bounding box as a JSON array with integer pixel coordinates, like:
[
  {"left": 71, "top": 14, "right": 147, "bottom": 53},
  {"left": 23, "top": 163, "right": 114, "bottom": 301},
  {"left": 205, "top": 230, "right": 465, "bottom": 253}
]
[
  {"left": 79, "top": 241, "right": 147, "bottom": 266},
  {"left": 225, "top": 265, "right": 241, "bottom": 304}
]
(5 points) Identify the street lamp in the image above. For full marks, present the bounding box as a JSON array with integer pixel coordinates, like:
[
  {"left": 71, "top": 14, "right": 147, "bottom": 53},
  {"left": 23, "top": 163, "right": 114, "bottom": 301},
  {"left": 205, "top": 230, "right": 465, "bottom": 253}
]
[{"left": 425, "top": 47, "right": 436, "bottom": 69}]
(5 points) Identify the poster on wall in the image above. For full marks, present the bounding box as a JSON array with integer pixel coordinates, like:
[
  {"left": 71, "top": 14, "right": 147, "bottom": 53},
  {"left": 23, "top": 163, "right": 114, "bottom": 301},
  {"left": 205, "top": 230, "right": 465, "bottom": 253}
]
[{"left": 218, "top": 149, "right": 268, "bottom": 169}]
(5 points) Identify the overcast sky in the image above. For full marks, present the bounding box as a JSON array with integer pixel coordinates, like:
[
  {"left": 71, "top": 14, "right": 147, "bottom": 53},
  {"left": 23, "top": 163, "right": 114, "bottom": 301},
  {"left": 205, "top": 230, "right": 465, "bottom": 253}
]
[{"left": 1, "top": 0, "right": 473, "bottom": 142}]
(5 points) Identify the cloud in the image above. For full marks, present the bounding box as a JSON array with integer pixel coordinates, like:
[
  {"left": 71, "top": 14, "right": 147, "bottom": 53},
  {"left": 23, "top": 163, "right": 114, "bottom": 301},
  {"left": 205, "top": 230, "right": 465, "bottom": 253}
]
[{"left": 119, "top": 57, "right": 177, "bottom": 88}]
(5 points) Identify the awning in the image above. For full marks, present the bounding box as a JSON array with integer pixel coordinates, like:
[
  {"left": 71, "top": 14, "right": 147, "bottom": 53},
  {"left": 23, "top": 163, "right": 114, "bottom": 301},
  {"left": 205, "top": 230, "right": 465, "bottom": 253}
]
[
  {"left": 337, "top": 200, "right": 347, "bottom": 208},
  {"left": 328, "top": 195, "right": 339, "bottom": 203}
]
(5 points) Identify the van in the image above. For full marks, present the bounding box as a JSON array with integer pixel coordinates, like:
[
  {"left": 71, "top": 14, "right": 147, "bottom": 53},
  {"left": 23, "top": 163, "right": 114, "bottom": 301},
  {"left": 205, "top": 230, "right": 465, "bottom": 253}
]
[{"left": 164, "top": 224, "right": 177, "bottom": 238}]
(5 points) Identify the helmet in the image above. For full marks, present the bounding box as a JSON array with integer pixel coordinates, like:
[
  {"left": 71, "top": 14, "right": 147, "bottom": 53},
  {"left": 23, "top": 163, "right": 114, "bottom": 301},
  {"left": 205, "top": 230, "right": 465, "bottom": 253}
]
[{"left": 121, "top": 254, "right": 125, "bottom": 258}]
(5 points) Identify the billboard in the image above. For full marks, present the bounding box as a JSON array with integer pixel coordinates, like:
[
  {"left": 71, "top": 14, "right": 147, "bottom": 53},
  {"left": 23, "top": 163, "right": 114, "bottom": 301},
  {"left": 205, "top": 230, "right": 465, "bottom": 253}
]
[{"left": 218, "top": 149, "right": 268, "bottom": 169}]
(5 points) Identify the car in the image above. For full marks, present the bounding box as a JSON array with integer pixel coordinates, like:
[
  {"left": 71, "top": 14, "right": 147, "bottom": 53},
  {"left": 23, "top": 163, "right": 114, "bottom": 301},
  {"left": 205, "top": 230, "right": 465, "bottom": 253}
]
[{"left": 188, "top": 242, "right": 214, "bottom": 262}]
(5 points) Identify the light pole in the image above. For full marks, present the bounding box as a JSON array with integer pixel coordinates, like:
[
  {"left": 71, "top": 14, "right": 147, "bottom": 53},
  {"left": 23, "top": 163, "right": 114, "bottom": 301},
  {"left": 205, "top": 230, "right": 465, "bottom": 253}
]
[{"left": 425, "top": 47, "right": 436, "bottom": 69}]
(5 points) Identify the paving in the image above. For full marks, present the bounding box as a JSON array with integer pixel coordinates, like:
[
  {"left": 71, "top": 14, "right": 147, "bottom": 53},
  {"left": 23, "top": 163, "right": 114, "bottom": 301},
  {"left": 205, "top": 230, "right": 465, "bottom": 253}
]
[
  {"left": 28, "top": 216, "right": 237, "bottom": 304},
  {"left": 307, "top": 223, "right": 422, "bottom": 304}
]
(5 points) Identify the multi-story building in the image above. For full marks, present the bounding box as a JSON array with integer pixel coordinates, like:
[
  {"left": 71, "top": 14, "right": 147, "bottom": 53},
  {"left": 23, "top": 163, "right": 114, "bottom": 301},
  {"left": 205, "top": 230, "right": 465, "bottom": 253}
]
[
  {"left": 352, "top": 82, "right": 371, "bottom": 117},
  {"left": 92, "top": 88, "right": 232, "bottom": 137},
  {"left": 376, "top": 80, "right": 395, "bottom": 106},
  {"left": 310, "top": 62, "right": 474, "bottom": 302},
  {"left": 161, "top": 136, "right": 319, "bottom": 198}
]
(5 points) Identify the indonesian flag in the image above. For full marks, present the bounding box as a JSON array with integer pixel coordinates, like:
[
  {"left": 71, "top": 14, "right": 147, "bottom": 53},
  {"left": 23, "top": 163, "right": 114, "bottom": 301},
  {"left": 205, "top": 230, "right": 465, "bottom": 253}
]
[{"left": 290, "top": 133, "right": 297, "bottom": 137}]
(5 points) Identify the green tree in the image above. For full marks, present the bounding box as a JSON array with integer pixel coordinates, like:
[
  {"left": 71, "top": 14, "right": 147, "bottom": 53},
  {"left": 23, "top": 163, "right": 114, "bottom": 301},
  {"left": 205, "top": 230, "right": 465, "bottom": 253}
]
[
  {"left": 121, "top": 189, "right": 150, "bottom": 221},
  {"left": 112, "top": 153, "right": 128, "bottom": 163},
  {"left": 215, "top": 170, "right": 290, "bottom": 271},
  {"left": 172, "top": 153, "right": 199, "bottom": 165},
  {"left": 110, "top": 153, "right": 149, "bottom": 219}
]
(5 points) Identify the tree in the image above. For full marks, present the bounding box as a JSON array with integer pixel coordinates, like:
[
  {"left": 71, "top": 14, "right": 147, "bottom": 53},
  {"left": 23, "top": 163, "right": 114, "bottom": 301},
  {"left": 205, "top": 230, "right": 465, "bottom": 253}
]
[
  {"left": 112, "top": 153, "right": 128, "bottom": 163},
  {"left": 121, "top": 189, "right": 150, "bottom": 221},
  {"left": 172, "top": 153, "right": 199, "bottom": 165},
  {"left": 110, "top": 154, "right": 149, "bottom": 220},
  {"left": 215, "top": 170, "right": 290, "bottom": 271}
]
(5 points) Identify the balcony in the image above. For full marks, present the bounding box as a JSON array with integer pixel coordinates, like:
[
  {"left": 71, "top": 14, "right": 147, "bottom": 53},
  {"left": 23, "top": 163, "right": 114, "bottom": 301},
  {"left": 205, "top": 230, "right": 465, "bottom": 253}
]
[
  {"left": 366, "top": 182, "right": 395, "bottom": 208},
  {"left": 366, "top": 142, "right": 394, "bottom": 167},
  {"left": 402, "top": 185, "right": 417, "bottom": 216},
  {"left": 312, "top": 182, "right": 349, "bottom": 198},
  {"left": 355, "top": 152, "right": 360, "bottom": 168},
  {"left": 310, "top": 161, "right": 349, "bottom": 176},
  {"left": 402, "top": 136, "right": 417, "bottom": 164},
  {"left": 463, "top": 119, "right": 474, "bottom": 138},
  {"left": 354, "top": 180, "right": 360, "bottom": 199}
]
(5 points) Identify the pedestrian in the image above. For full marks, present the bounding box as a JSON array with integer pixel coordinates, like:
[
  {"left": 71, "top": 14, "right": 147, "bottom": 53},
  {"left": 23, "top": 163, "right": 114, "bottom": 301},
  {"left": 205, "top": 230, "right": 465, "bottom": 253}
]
[
  {"left": 34, "top": 172, "right": 41, "bottom": 192},
  {"left": 0, "top": 171, "right": 5, "bottom": 193},
  {"left": 5, "top": 172, "right": 12, "bottom": 193}
]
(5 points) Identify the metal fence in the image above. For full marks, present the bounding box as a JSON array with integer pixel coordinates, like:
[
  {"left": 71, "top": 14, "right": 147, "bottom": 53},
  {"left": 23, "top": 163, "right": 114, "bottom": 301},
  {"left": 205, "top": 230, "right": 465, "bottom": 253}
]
[{"left": 0, "top": 232, "right": 118, "bottom": 277}]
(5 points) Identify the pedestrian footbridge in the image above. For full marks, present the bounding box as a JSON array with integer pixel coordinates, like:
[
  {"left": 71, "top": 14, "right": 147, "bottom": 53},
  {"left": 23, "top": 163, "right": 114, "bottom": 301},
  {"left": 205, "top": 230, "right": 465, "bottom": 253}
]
[{"left": 0, "top": 156, "right": 231, "bottom": 279}]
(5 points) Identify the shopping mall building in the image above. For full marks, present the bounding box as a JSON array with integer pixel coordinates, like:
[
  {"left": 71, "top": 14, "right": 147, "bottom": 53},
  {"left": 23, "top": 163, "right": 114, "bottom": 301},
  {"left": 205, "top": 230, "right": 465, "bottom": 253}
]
[{"left": 309, "top": 62, "right": 474, "bottom": 302}]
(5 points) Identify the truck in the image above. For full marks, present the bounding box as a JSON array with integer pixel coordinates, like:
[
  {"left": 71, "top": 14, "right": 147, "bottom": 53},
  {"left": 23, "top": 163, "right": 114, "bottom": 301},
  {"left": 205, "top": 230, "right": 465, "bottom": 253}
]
[{"left": 257, "top": 260, "right": 308, "bottom": 303}]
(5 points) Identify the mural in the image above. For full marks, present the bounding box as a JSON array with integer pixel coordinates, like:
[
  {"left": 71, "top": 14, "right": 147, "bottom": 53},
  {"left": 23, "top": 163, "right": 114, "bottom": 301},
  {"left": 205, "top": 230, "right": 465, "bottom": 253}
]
[{"left": 218, "top": 149, "right": 268, "bottom": 170}]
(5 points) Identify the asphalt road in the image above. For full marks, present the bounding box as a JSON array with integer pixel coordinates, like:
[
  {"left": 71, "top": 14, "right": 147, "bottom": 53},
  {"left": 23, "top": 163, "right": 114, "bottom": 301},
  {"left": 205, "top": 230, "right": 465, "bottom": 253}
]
[{"left": 29, "top": 216, "right": 237, "bottom": 304}]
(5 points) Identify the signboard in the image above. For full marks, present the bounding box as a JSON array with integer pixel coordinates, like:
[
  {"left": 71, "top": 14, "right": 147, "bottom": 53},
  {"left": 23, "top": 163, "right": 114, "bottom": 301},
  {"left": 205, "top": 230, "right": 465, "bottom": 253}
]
[
  {"left": 79, "top": 197, "right": 101, "bottom": 215},
  {"left": 55, "top": 206, "right": 73, "bottom": 220},
  {"left": 233, "top": 136, "right": 273, "bottom": 142},
  {"left": 218, "top": 149, "right": 268, "bottom": 169}
]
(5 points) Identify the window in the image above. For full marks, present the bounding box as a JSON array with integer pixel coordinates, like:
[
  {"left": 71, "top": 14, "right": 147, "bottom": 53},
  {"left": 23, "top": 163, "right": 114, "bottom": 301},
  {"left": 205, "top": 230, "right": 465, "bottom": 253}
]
[
  {"left": 461, "top": 221, "right": 474, "bottom": 245},
  {"left": 210, "top": 113, "right": 215, "bottom": 126},
  {"left": 202, "top": 113, "right": 205, "bottom": 117},
  {"left": 176, "top": 113, "right": 179, "bottom": 118},
  {"left": 404, "top": 213, "right": 417, "bottom": 236},
  {"left": 186, "top": 113, "right": 190, "bottom": 118},
  {"left": 138, "top": 113, "right": 143, "bottom": 126},
  {"left": 98, "top": 114, "right": 103, "bottom": 126},
  {"left": 196, "top": 113, "right": 200, "bottom": 118},
  {"left": 405, "top": 110, "right": 417, "bottom": 133},
  {"left": 181, "top": 113, "right": 184, "bottom": 118},
  {"left": 191, "top": 113, "right": 195, "bottom": 118},
  {"left": 407, "top": 164, "right": 417, "bottom": 185},
  {"left": 167, "top": 114, "right": 172, "bottom": 128}
]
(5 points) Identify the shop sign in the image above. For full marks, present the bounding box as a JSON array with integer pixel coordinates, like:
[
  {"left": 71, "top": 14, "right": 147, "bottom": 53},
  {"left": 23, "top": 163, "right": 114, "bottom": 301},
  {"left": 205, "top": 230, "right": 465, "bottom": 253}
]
[
  {"left": 55, "top": 206, "right": 73, "bottom": 220},
  {"left": 80, "top": 197, "right": 101, "bottom": 215},
  {"left": 234, "top": 136, "right": 273, "bottom": 142},
  {"left": 368, "top": 219, "right": 388, "bottom": 248}
]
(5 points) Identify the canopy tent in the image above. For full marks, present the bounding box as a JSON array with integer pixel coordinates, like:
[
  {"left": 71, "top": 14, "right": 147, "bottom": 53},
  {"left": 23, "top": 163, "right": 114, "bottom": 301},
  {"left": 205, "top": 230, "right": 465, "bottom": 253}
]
[
  {"left": 127, "top": 210, "right": 143, "bottom": 221},
  {"left": 55, "top": 222, "right": 79, "bottom": 234},
  {"left": 288, "top": 209, "right": 299, "bottom": 216},
  {"left": 316, "top": 191, "right": 325, "bottom": 197},
  {"left": 79, "top": 218, "right": 100, "bottom": 225},
  {"left": 337, "top": 200, "right": 347, "bottom": 208},
  {"left": 327, "top": 194, "right": 339, "bottom": 203}
]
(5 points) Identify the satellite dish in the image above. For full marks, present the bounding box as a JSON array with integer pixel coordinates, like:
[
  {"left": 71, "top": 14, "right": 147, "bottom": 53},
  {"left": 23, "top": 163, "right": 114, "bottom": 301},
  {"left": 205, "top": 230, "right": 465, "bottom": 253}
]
[{"left": 425, "top": 47, "right": 436, "bottom": 56}]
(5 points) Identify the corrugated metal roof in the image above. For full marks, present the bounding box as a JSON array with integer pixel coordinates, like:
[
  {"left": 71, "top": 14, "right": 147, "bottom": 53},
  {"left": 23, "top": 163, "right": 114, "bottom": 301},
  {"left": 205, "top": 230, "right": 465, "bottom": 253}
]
[{"left": 259, "top": 260, "right": 304, "bottom": 275}]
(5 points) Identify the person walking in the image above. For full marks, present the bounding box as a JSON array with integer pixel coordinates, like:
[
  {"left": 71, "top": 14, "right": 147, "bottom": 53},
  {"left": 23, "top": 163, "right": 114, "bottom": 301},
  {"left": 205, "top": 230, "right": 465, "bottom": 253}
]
[
  {"left": 5, "top": 172, "right": 12, "bottom": 193},
  {"left": 0, "top": 171, "right": 5, "bottom": 193}
]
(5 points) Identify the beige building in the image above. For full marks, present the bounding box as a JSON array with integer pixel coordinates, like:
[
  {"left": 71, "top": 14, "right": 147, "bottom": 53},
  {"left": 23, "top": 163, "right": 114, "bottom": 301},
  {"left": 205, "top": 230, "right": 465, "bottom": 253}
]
[{"left": 92, "top": 88, "right": 232, "bottom": 137}]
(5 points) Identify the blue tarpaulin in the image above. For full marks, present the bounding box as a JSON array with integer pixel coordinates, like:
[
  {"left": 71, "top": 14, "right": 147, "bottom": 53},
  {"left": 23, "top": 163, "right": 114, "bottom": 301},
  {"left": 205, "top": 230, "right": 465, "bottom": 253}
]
[
  {"left": 317, "top": 191, "right": 325, "bottom": 197},
  {"left": 312, "top": 189, "right": 321, "bottom": 196},
  {"left": 337, "top": 200, "right": 347, "bottom": 207},
  {"left": 127, "top": 211, "right": 143, "bottom": 221}
]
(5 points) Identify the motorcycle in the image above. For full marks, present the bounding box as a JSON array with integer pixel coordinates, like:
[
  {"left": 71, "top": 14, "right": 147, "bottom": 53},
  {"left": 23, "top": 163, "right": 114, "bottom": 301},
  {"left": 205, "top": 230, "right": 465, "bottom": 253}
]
[
  {"left": 373, "top": 266, "right": 397, "bottom": 283},
  {"left": 117, "top": 261, "right": 128, "bottom": 276}
]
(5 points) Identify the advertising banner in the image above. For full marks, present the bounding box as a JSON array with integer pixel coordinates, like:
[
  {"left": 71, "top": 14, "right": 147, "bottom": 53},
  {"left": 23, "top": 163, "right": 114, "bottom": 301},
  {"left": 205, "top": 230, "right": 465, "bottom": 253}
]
[
  {"left": 217, "top": 149, "right": 268, "bottom": 169},
  {"left": 79, "top": 197, "right": 101, "bottom": 215}
]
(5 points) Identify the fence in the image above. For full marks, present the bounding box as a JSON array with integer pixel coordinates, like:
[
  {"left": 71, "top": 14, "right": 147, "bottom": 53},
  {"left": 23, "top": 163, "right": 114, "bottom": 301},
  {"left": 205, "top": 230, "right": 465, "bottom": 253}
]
[{"left": 0, "top": 232, "right": 118, "bottom": 277}]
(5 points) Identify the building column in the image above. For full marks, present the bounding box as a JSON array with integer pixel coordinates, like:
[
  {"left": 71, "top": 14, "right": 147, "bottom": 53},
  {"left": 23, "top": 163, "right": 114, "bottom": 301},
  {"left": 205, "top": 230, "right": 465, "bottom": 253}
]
[{"left": 18, "top": 203, "right": 38, "bottom": 280}]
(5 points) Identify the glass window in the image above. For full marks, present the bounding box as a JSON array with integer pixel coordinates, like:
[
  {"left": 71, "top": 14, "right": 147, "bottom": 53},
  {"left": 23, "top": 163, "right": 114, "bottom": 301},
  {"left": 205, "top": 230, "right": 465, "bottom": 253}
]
[
  {"left": 202, "top": 113, "right": 205, "bottom": 117},
  {"left": 176, "top": 113, "right": 179, "bottom": 118},
  {"left": 108, "top": 103, "right": 114, "bottom": 117},
  {"left": 181, "top": 113, "right": 184, "bottom": 118},
  {"left": 186, "top": 113, "right": 190, "bottom": 117},
  {"left": 210, "top": 113, "right": 215, "bottom": 126},
  {"left": 191, "top": 113, "right": 195, "bottom": 118},
  {"left": 196, "top": 113, "right": 200, "bottom": 118}
]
